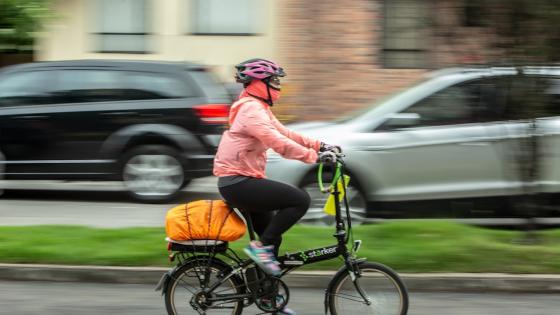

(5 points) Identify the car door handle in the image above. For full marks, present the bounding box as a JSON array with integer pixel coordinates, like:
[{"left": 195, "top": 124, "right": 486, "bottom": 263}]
[
  {"left": 12, "top": 115, "right": 49, "bottom": 120},
  {"left": 355, "top": 146, "right": 389, "bottom": 152},
  {"left": 99, "top": 111, "right": 137, "bottom": 116},
  {"left": 139, "top": 113, "right": 163, "bottom": 118},
  {"left": 458, "top": 141, "right": 490, "bottom": 146}
]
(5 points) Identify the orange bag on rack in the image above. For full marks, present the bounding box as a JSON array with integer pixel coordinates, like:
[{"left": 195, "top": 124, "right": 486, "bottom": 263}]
[{"left": 165, "top": 200, "right": 246, "bottom": 242}]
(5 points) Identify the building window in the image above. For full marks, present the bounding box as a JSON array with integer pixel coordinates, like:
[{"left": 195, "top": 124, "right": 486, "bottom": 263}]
[
  {"left": 94, "top": 0, "right": 150, "bottom": 53},
  {"left": 383, "top": 0, "right": 428, "bottom": 68},
  {"left": 191, "top": 0, "right": 261, "bottom": 35}
]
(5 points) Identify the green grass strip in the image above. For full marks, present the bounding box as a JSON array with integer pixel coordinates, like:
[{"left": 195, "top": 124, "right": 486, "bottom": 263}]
[{"left": 0, "top": 221, "right": 559, "bottom": 273}]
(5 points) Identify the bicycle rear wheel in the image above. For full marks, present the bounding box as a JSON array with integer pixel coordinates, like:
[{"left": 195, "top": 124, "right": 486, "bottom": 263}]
[
  {"left": 328, "top": 261, "right": 408, "bottom": 315},
  {"left": 165, "top": 258, "right": 244, "bottom": 315}
]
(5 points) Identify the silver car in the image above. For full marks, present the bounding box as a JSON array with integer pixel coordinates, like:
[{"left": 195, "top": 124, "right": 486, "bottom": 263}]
[{"left": 266, "top": 67, "right": 560, "bottom": 224}]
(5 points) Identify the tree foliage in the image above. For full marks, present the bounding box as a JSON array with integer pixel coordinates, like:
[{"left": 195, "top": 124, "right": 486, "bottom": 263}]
[
  {"left": 483, "top": 0, "right": 560, "bottom": 234},
  {"left": 488, "top": 0, "right": 560, "bottom": 64},
  {"left": 0, "top": 0, "right": 53, "bottom": 52}
]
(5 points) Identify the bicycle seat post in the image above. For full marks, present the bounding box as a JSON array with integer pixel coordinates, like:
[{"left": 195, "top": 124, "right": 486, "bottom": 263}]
[{"left": 240, "top": 209, "right": 257, "bottom": 241}]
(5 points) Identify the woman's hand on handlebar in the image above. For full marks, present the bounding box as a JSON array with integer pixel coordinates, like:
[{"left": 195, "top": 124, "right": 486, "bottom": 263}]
[
  {"left": 320, "top": 142, "right": 342, "bottom": 154},
  {"left": 318, "top": 150, "right": 339, "bottom": 164}
]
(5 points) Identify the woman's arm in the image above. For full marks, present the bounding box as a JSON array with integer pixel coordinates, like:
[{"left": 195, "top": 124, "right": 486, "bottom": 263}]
[
  {"left": 271, "top": 116, "right": 321, "bottom": 151},
  {"left": 237, "top": 102, "right": 318, "bottom": 163}
]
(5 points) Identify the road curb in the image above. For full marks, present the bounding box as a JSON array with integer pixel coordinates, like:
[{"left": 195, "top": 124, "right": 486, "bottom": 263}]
[{"left": 1, "top": 263, "right": 560, "bottom": 292}]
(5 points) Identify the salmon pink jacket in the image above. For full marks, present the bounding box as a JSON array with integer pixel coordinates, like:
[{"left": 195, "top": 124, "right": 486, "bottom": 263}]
[{"left": 213, "top": 91, "right": 320, "bottom": 179}]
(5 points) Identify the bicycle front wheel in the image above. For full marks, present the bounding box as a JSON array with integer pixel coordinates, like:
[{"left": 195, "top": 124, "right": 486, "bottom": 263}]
[
  {"left": 164, "top": 258, "right": 244, "bottom": 315},
  {"left": 328, "top": 261, "right": 408, "bottom": 315}
]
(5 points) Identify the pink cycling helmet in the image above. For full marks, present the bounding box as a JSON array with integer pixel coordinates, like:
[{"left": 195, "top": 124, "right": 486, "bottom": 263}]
[{"left": 235, "top": 58, "right": 286, "bottom": 84}]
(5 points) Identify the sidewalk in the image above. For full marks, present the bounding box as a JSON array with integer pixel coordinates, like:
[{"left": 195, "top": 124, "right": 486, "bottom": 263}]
[{"left": 2, "top": 263, "right": 559, "bottom": 292}]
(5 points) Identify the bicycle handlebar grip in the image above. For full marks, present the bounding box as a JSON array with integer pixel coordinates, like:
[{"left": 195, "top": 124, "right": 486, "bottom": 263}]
[
  {"left": 320, "top": 143, "right": 342, "bottom": 154},
  {"left": 318, "top": 151, "right": 337, "bottom": 164}
]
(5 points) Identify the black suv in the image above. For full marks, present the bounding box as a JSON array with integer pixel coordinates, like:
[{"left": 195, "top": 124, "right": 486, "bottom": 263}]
[{"left": 0, "top": 60, "right": 231, "bottom": 202}]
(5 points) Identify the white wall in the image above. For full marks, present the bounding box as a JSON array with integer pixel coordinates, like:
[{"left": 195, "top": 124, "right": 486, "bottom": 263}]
[{"left": 36, "top": 0, "right": 279, "bottom": 81}]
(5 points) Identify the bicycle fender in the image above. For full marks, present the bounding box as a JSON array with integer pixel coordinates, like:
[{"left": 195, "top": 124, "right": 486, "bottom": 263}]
[
  {"left": 155, "top": 256, "right": 232, "bottom": 296},
  {"left": 323, "top": 264, "right": 347, "bottom": 314},
  {"left": 323, "top": 258, "right": 368, "bottom": 314},
  {"left": 155, "top": 267, "right": 177, "bottom": 295}
]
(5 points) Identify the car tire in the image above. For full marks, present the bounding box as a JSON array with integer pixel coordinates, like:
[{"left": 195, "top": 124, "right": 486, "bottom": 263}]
[
  {"left": 120, "top": 145, "right": 187, "bottom": 203},
  {"left": 299, "top": 171, "right": 368, "bottom": 225},
  {"left": 179, "top": 178, "right": 192, "bottom": 190}
]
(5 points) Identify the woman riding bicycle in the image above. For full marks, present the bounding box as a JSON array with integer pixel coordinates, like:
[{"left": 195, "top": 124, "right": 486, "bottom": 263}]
[{"left": 213, "top": 59, "right": 337, "bottom": 313}]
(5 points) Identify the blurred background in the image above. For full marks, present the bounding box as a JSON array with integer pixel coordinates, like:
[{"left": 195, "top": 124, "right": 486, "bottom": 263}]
[
  {"left": 1, "top": 0, "right": 560, "bottom": 225},
  {"left": 4, "top": 0, "right": 552, "bottom": 120},
  {"left": 1, "top": 1, "right": 560, "bottom": 314}
]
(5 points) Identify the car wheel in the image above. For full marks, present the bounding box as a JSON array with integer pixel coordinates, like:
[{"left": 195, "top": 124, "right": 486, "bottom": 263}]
[
  {"left": 179, "top": 178, "right": 192, "bottom": 190},
  {"left": 121, "top": 145, "right": 186, "bottom": 203},
  {"left": 300, "top": 172, "right": 367, "bottom": 225}
]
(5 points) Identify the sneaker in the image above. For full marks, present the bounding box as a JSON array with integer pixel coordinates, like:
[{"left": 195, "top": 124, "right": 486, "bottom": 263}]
[
  {"left": 243, "top": 241, "right": 281, "bottom": 276},
  {"left": 260, "top": 296, "right": 296, "bottom": 315},
  {"left": 277, "top": 307, "right": 297, "bottom": 315}
]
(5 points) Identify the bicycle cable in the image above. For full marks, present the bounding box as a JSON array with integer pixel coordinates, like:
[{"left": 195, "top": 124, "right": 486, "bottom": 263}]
[{"left": 318, "top": 159, "right": 355, "bottom": 249}]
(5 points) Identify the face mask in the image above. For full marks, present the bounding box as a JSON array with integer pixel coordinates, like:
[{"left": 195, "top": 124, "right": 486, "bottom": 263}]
[{"left": 246, "top": 79, "right": 281, "bottom": 102}]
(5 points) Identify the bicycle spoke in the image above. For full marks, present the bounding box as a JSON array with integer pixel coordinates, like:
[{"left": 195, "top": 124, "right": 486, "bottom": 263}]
[
  {"left": 166, "top": 259, "right": 246, "bottom": 315},
  {"left": 174, "top": 271, "right": 206, "bottom": 294},
  {"left": 328, "top": 263, "right": 408, "bottom": 315},
  {"left": 330, "top": 292, "right": 370, "bottom": 304},
  {"left": 175, "top": 277, "right": 198, "bottom": 295}
]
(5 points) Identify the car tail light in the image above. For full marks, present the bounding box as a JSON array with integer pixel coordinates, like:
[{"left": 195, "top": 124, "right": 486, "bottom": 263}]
[{"left": 194, "top": 104, "right": 230, "bottom": 124}]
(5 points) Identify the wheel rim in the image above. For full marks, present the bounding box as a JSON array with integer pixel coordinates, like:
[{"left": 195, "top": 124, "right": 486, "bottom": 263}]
[
  {"left": 123, "top": 154, "right": 184, "bottom": 197},
  {"left": 169, "top": 266, "right": 241, "bottom": 315},
  {"left": 301, "top": 182, "right": 367, "bottom": 225},
  {"left": 332, "top": 267, "right": 405, "bottom": 314}
]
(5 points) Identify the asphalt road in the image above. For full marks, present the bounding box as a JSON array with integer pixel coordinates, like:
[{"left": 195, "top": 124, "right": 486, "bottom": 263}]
[
  {"left": 0, "top": 178, "right": 219, "bottom": 227},
  {"left": 1, "top": 280, "right": 559, "bottom": 315}
]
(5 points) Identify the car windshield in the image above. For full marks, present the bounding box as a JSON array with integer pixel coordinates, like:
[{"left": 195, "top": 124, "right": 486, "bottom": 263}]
[{"left": 334, "top": 77, "right": 429, "bottom": 123}]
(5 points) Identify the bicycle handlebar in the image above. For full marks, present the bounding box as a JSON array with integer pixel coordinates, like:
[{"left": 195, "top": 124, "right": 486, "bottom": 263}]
[{"left": 317, "top": 153, "right": 344, "bottom": 193}]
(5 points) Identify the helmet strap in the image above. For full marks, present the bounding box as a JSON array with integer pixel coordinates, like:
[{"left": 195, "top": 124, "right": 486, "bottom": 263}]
[
  {"left": 265, "top": 82, "right": 274, "bottom": 106},
  {"left": 248, "top": 92, "right": 273, "bottom": 106}
]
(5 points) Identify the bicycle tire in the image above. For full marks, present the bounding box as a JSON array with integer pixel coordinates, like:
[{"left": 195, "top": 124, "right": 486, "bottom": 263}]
[
  {"left": 328, "top": 261, "right": 408, "bottom": 315},
  {"left": 164, "top": 258, "right": 244, "bottom": 315}
]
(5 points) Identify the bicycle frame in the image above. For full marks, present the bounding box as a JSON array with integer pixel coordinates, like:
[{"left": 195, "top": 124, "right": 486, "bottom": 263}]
[{"left": 158, "top": 158, "right": 368, "bottom": 312}]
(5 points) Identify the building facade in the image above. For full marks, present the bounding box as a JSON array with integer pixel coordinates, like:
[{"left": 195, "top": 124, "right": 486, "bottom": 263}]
[
  {"left": 279, "top": 0, "right": 501, "bottom": 120},
  {"left": 37, "top": 0, "right": 279, "bottom": 80},
  {"left": 36, "top": 0, "right": 499, "bottom": 121}
]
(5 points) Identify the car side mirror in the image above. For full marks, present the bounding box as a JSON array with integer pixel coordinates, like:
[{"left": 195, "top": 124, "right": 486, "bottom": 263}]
[{"left": 383, "top": 113, "right": 421, "bottom": 128}]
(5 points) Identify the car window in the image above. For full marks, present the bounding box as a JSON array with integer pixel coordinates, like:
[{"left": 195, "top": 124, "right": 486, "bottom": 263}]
[
  {"left": 379, "top": 81, "right": 480, "bottom": 130},
  {"left": 53, "top": 70, "right": 194, "bottom": 103},
  {"left": 429, "top": 75, "right": 560, "bottom": 122},
  {"left": 54, "top": 70, "right": 127, "bottom": 103},
  {"left": 541, "top": 78, "right": 560, "bottom": 117},
  {"left": 124, "top": 71, "right": 194, "bottom": 99},
  {"left": 0, "top": 71, "right": 54, "bottom": 106},
  {"left": 188, "top": 70, "right": 230, "bottom": 99},
  {"left": 497, "top": 75, "right": 560, "bottom": 120}
]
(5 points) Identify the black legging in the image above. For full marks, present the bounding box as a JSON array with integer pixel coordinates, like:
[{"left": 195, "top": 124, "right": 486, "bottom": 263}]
[{"left": 218, "top": 177, "right": 311, "bottom": 253}]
